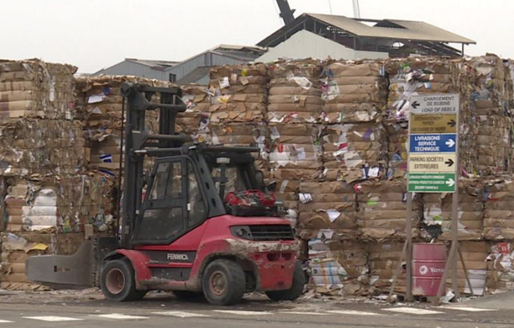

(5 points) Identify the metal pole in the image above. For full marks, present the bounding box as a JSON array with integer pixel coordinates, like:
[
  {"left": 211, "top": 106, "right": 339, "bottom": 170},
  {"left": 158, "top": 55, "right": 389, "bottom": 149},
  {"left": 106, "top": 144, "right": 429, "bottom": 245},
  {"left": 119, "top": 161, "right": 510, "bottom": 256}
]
[
  {"left": 389, "top": 239, "right": 408, "bottom": 299},
  {"left": 406, "top": 192, "right": 413, "bottom": 301},
  {"left": 352, "top": 0, "right": 361, "bottom": 18},
  {"left": 436, "top": 242, "right": 456, "bottom": 300},
  {"left": 451, "top": 189, "right": 459, "bottom": 296},
  {"left": 116, "top": 93, "right": 126, "bottom": 238},
  {"left": 458, "top": 244, "right": 474, "bottom": 296},
  {"left": 406, "top": 106, "right": 414, "bottom": 302}
]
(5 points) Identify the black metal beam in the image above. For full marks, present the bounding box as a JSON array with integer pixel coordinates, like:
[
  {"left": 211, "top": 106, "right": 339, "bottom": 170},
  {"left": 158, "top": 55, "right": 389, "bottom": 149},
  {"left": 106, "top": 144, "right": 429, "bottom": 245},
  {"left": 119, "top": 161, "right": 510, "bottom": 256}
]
[
  {"left": 276, "top": 0, "right": 295, "bottom": 25},
  {"left": 204, "top": 145, "right": 261, "bottom": 153}
]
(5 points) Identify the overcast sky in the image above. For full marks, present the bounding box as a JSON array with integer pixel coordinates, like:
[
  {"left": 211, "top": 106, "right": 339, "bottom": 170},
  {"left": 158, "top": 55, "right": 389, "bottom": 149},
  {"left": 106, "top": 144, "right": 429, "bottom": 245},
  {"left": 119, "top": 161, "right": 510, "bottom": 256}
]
[{"left": 2, "top": 0, "right": 512, "bottom": 73}]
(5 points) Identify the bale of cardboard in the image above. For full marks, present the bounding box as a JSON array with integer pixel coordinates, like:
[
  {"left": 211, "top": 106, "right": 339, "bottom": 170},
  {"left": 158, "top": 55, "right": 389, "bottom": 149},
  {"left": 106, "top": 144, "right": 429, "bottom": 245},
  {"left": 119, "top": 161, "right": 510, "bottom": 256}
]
[
  {"left": 321, "top": 61, "right": 387, "bottom": 124},
  {"left": 267, "top": 59, "right": 322, "bottom": 124}
]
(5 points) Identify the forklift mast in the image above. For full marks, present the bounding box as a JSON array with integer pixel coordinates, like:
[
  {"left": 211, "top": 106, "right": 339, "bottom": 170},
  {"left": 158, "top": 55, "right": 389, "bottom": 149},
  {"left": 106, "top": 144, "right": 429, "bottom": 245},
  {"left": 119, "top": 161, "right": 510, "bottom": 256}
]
[{"left": 120, "top": 83, "right": 187, "bottom": 249}]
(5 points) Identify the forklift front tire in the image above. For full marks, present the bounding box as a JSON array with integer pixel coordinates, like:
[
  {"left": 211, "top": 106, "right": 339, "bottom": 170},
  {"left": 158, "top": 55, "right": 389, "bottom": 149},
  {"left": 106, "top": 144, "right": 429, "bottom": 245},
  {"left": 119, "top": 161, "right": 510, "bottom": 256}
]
[
  {"left": 265, "top": 261, "right": 305, "bottom": 302},
  {"left": 202, "top": 259, "right": 246, "bottom": 306},
  {"left": 101, "top": 259, "right": 147, "bottom": 302}
]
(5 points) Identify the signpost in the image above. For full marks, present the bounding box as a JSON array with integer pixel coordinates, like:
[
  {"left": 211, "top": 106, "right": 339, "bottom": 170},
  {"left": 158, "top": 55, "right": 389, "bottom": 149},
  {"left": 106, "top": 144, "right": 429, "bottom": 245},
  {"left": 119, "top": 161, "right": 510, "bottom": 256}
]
[
  {"left": 405, "top": 94, "right": 460, "bottom": 302},
  {"left": 407, "top": 94, "right": 459, "bottom": 193}
]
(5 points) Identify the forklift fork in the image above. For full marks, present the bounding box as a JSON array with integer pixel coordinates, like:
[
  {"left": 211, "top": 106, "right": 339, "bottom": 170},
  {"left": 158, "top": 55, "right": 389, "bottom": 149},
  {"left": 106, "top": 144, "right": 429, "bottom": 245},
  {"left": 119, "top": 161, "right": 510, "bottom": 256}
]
[{"left": 26, "top": 237, "right": 119, "bottom": 289}]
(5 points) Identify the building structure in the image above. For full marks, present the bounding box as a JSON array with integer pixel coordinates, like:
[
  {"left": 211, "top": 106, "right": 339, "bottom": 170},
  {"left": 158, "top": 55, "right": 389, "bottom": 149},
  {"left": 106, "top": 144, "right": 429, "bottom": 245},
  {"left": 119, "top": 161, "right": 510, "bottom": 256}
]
[{"left": 256, "top": 13, "right": 476, "bottom": 61}]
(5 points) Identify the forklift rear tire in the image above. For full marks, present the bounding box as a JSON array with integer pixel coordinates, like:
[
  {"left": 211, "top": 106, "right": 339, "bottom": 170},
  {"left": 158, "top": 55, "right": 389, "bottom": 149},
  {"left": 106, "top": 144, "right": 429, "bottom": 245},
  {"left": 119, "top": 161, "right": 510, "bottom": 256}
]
[
  {"left": 101, "top": 259, "right": 147, "bottom": 302},
  {"left": 265, "top": 261, "right": 305, "bottom": 302},
  {"left": 202, "top": 259, "right": 246, "bottom": 306}
]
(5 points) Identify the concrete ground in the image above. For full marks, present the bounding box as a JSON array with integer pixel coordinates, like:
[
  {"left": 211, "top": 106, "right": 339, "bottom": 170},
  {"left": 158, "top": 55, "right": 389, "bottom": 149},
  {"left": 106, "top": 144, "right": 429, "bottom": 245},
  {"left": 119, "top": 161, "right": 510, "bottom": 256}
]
[{"left": 0, "top": 289, "right": 512, "bottom": 328}]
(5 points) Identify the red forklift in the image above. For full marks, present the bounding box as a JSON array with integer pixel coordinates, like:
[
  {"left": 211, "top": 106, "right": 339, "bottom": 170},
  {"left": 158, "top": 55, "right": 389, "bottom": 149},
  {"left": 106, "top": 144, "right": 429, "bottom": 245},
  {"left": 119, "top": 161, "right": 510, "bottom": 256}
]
[{"left": 26, "top": 83, "right": 304, "bottom": 306}]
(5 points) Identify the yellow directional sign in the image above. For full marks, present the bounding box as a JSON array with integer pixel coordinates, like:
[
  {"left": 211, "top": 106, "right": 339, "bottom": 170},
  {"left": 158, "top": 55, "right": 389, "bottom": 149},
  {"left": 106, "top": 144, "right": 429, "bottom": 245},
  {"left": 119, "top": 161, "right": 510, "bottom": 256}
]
[
  {"left": 410, "top": 114, "right": 457, "bottom": 134},
  {"left": 408, "top": 154, "right": 456, "bottom": 173}
]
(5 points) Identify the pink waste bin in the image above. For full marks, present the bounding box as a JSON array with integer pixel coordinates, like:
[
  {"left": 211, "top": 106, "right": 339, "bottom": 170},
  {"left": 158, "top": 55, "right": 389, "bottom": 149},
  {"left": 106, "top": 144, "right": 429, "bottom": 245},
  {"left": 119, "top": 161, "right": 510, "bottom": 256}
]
[{"left": 412, "top": 243, "right": 447, "bottom": 296}]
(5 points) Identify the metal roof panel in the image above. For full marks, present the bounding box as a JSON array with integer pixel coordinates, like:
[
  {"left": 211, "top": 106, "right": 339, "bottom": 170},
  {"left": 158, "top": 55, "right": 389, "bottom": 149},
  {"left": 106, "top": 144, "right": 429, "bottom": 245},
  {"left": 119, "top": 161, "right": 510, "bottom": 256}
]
[{"left": 305, "top": 13, "right": 475, "bottom": 44}]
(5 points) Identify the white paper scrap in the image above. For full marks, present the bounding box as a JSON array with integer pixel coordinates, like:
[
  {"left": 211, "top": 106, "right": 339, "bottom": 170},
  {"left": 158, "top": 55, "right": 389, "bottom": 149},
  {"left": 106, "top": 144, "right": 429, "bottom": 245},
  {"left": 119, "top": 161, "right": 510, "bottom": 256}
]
[
  {"left": 318, "top": 229, "right": 334, "bottom": 239},
  {"left": 88, "top": 93, "right": 105, "bottom": 104},
  {"left": 291, "top": 77, "right": 313, "bottom": 90},
  {"left": 270, "top": 126, "right": 281, "bottom": 140},
  {"left": 368, "top": 167, "right": 380, "bottom": 178},
  {"left": 299, "top": 193, "right": 313, "bottom": 204},
  {"left": 297, "top": 147, "right": 306, "bottom": 161},
  {"left": 326, "top": 209, "right": 341, "bottom": 222},
  {"left": 219, "top": 77, "right": 230, "bottom": 89}
]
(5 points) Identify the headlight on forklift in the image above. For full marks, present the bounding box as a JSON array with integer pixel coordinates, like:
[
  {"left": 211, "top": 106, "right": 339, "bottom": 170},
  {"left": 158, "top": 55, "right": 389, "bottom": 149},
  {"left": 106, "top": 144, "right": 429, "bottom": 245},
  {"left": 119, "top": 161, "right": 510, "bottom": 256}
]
[{"left": 230, "top": 226, "right": 252, "bottom": 240}]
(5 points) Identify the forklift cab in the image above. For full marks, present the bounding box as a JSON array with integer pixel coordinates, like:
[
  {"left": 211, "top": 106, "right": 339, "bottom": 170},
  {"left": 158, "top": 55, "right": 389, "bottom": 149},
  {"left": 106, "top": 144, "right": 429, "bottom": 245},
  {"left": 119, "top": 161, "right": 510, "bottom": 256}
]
[
  {"left": 135, "top": 156, "right": 205, "bottom": 245},
  {"left": 133, "top": 146, "right": 270, "bottom": 246}
]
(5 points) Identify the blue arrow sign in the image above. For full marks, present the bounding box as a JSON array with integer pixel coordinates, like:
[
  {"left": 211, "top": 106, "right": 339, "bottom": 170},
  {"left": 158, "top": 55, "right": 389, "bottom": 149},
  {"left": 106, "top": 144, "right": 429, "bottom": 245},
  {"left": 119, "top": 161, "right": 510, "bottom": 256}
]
[{"left": 410, "top": 134, "right": 457, "bottom": 153}]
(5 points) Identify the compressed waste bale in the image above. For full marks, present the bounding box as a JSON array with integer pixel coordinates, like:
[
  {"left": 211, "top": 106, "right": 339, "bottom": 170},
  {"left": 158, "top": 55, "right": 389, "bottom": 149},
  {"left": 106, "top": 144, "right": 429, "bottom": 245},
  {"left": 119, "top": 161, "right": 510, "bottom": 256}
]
[
  {"left": 269, "top": 123, "right": 322, "bottom": 180},
  {"left": 483, "top": 178, "right": 514, "bottom": 240},
  {"left": 453, "top": 241, "right": 488, "bottom": 296},
  {"left": 297, "top": 181, "right": 358, "bottom": 240},
  {"left": 267, "top": 59, "right": 322, "bottom": 124},
  {"left": 486, "top": 241, "right": 514, "bottom": 294},
  {"left": 209, "top": 63, "right": 268, "bottom": 123},
  {"left": 368, "top": 241, "right": 406, "bottom": 294},
  {"left": 307, "top": 238, "right": 368, "bottom": 296},
  {"left": 207, "top": 65, "right": 270, "bottom": 176},
  {"left": 386, "top": 58, "right": 456, "bottom": 121},
  {"left": 77, "top": 75, "right": 172, "bottom": 176},
  {"left": 272, "top": 179, "right": 299, "bottom": 213},
  {"left": 0, "top": 119, "right": 86, "bottom": 176},
  {"left": 178, "top": 84, "right": 211, "bottom": 142},
  {"left": 321, "top": 61, "right": 387, "bottom": 123},
  {"left": 322, "top": 123, "right": 388, "bottom": 183},
  {"left": 471, "top": 55, "right": 511, "bottom": 175},
  {"left": 0, "top": 59, "right": 77, "bottom": 119},
  {"left": 0, "top": 59, "right": 85, "bottom": 177},
  {"left": 421, "top": 178, "right": 484, "bottom": 241},
  {"left": 356, "top": 180, "right": 419, "bottom": 241},
  {"left": 384, "top": 120, "right": 408, "bottom": 180},
  {"left": 3, "top": 172, "right": 116, "bottom": 234}
]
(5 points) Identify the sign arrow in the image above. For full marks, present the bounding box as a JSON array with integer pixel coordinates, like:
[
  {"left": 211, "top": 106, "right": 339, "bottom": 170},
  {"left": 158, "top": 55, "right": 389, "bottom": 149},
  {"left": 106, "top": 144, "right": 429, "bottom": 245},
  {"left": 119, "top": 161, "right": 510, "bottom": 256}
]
[
  {"left": 411, "top": 101, "right": 420, "bottom": 109},
  {"left": 445, "top": 159, "right": 454, "bottom": 167},
  {"left": 445, "top": 139, "right": 456, "bottom": 148},
  {"left": 447, "top": 119, "right": 456, "bottom": 127},
  {"left": 446, "top": 178, "right": 455, "bottom": 187}
]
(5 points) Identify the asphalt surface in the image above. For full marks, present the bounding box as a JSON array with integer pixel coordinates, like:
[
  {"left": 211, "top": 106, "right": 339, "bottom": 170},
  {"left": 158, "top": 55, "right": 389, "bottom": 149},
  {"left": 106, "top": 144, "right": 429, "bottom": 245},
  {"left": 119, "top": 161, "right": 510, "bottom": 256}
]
[{"left": 0, "top": 290, "right": 512, "bottom": 328}]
